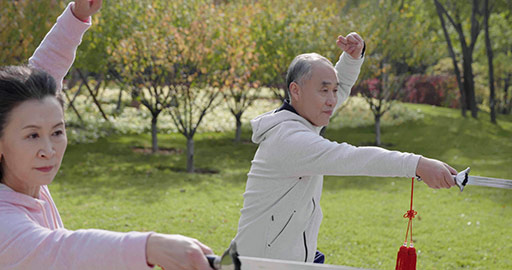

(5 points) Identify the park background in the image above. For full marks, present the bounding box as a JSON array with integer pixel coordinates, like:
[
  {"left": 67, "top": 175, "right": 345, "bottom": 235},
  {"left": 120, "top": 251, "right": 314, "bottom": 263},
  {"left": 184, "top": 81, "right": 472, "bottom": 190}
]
[{"left": 2, "top": 0, "right": 511, "bottom": 269}]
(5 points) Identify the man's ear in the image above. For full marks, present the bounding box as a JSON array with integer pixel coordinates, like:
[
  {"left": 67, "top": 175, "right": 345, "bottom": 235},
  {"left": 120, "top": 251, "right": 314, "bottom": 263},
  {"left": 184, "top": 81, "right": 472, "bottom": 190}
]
[{"left": 289, "top": 82, "right": 301, "bottom": 102}]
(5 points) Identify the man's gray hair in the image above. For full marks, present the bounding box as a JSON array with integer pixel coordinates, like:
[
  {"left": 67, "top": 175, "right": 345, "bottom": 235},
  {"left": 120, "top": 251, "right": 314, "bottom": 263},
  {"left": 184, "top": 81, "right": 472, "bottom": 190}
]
[{"left": 285, "top": 53, "right": 333, "bottom": 99}]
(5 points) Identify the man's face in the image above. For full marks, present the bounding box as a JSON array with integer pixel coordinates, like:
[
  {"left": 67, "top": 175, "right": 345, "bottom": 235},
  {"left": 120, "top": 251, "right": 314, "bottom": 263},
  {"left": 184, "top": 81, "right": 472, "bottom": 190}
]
[
  {"left": 0, "top": 96, "right": 67, "bottom": 196},
  {"left": 290, "top": 61, "right": 338, "bottom": 127}
]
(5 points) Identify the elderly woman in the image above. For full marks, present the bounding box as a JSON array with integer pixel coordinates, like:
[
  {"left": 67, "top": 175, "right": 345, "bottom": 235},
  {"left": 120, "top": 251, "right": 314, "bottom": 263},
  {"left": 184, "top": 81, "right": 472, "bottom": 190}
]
[{"left": 0, "top": 1, "right": 212, "bottom": 269}]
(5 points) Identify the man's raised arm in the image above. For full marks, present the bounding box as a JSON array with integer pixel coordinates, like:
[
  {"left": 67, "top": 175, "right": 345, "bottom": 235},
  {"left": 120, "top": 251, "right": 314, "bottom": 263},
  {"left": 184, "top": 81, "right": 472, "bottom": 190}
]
[{"left": 333, "top": 32, "right": 365, "bottom": 110}]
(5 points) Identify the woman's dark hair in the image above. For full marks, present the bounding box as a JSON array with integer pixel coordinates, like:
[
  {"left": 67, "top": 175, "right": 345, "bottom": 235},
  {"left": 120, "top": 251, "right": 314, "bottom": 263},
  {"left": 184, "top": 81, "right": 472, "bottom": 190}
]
[{"left": 0, "top": 65, "right": 63, "bottom": 181}]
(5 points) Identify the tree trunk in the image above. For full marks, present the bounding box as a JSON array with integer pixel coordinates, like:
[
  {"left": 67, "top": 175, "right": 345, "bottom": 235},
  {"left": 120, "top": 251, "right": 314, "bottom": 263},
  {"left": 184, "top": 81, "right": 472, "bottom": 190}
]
[
  {"left": 466, "top": 0, "right": 481, "bottom": 119},
  {"left": 151, "top": 115, "right": 158, "bottom": 153},
  {"left": 504, "top": 73, "right": 511, "bottom": 114},
  {"left": 461, "top": 50, "right": 478, "bottom": 118},
  {"left": 484, "top": 0, "right": 496, "bottom": 124},
  {"left": 62, "top": 89, "right": 84, "bottom": 124},
  {"left": 374, "top": 114, "right": 381, "bottom": 146},
  {"left": 186, "top": 137, "right": 194, "bottom": 173},
  {"left": 234, "top": 113, "right": 242, "bottom": 143},
  {"left": 76, "top": 69, "right": 109, "bottom": 121},
  {"left": 434, "top": 0, "right": 467, "bottom": 117},
  {"left": 116, "top": 88, "right": 123, "bottom": 113}
]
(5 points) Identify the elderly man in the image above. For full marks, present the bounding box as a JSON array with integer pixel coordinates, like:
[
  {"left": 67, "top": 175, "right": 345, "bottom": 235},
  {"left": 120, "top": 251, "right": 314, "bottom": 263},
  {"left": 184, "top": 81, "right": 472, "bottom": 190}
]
[{"left": 233, "top": 33, "right": 457, "bottom": 263}]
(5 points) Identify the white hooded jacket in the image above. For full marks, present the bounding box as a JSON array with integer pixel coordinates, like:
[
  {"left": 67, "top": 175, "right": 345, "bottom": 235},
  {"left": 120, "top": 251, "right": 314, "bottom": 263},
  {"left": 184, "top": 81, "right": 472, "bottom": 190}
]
[{"left": 234, "top": 52, "right": 421, "bottom": 262}]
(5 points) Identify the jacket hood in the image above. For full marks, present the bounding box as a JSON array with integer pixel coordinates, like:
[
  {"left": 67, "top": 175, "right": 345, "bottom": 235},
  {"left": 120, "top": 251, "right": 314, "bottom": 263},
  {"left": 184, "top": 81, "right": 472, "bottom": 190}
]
[
  {"left": 250, "top": 109, "right": 323, "bottom": 144},
  {"left": 0, "top": 184, "right": 43, "bottom": 211}
]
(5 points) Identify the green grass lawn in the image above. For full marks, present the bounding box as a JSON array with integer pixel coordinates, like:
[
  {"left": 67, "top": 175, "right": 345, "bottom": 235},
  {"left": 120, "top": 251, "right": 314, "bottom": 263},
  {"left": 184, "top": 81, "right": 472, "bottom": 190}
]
[{"left": 52, "top": 103, "right": 512, "bottom": 269}]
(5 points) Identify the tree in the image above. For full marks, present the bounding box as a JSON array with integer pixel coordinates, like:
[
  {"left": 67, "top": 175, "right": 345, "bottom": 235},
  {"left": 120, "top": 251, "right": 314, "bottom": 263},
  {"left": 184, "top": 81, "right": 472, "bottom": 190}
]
[
  {"left": 353, "top": 75, "right": 403, "bottom": 146},
  {"left": 0, "top": 0, "right": 60, "bottom": 65},
  {"left": 482, "top": 2, "right": 512, "bottom": 115},
  {"left": 71, "top": 0, "right": 147, "bottom": 121},
  {"left": 215, "top": 2, "right": 261, "bottom": 142},
  {"left": 74, "top": 69, "right": 110, "bottom": 121},
  {"left": 164, "top": 3, "right": 224, "bottom": 172},
  {"left": 433, "top": 0, "right": 483, "bottom": 118},
  {"left": 483, "top": 0, "right": 496, "bottom": 123},
  {"left": 112, "top": 1, "right": 180, "bottom": 153},
  {"left": 349, "top": 0, "right": 436, "bottom": 145},
  {"left": 249, "top": 0, "right": 344, "bottom": 99},
  {"left": 112, "top": 0, "right": 224, "bottom": 171}
]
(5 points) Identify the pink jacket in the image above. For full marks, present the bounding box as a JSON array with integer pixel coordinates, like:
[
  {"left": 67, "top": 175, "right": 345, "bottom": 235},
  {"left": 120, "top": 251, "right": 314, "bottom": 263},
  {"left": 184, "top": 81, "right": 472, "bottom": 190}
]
[
  {"left": 28, "top": 3, "right": 87, "bottom": 92},
  {"left": 0, "top": 4, "right": 152, "bottom": 270}
]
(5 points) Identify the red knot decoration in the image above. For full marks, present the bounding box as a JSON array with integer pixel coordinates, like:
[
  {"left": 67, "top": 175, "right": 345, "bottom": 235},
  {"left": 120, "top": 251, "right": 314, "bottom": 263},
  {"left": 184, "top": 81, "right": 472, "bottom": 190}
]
[{"left": 395, "top": 177, "right": 417, "bottom": 270}]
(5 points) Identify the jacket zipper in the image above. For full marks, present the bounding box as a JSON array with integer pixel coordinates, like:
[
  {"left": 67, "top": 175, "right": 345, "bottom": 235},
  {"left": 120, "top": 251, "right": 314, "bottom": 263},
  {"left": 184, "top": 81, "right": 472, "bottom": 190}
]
[
  {"left": 304, "top": 197, "right": 315, "bottom": 262},
  {"left": 268, "top": 210, "right": 295, "bottom": 246},
  {"left": 303, "top": 231, "right": 308, "bottom": 262}
]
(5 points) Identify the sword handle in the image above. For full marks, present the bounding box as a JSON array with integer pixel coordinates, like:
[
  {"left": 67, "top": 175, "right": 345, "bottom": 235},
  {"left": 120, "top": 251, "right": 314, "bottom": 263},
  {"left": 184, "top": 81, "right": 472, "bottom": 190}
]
[
  {"left": 415, "top": 166, "right": 471, "bottom": 192},
  {"left": 207, "top": 255, "right": 221, "bottom": 269}
]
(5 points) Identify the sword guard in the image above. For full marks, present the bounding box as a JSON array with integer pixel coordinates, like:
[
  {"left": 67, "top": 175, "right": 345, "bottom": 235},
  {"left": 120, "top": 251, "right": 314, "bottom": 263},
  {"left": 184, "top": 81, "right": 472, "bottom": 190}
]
[{"left": 454, "top": 167, "right": 471, "bottom": 192}]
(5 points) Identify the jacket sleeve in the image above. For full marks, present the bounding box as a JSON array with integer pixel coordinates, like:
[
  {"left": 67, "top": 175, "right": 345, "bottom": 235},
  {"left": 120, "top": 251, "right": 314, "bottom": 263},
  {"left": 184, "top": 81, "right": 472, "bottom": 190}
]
[
  {"left": 259, "top": 122, "right": 420, "bottom": 178},
  {"left": 28, "top": 3, "right": 91, "bottom": 93},
  {"left": 333, "top": 52, "right": 364, "bottom": 111},
  {"left": 0, "top": 210, "right": 153, "bottom": 270}
]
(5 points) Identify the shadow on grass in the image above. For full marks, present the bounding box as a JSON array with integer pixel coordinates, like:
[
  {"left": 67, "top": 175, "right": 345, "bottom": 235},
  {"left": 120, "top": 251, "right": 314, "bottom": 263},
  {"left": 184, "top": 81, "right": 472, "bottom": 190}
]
[
  {"left": 155, "top": 164, "right": 220, "bottom": 174},
  {"left": 132, "top": 146, "right": 184, "bottom": 155}
]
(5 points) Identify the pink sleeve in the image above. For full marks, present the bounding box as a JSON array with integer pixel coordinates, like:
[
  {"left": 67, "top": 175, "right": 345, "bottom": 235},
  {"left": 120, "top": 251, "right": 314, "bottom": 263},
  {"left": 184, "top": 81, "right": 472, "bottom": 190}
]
[
  {"left": 28, "top": 3, "right": 91, "bottom": 93},
  {"left": 0, "top": 211, "right": 153, "bottom": 270}
]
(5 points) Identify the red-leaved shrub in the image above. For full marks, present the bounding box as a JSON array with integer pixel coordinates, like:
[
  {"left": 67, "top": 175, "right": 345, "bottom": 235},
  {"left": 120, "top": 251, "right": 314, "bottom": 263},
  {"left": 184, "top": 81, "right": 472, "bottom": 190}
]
[
  {"left": 352, "top": 75, "right": 459, "bottom": 108},
  {"left": 403, "top": 74, "right": 459, "bottom": 108}
]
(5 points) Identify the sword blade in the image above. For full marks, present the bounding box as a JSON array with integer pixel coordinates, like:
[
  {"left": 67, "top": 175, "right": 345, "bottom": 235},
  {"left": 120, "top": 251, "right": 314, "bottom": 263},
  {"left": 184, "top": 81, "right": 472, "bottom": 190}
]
[
  {"left": 453, "top": 167, "right": 512, "bottom": 191},
  {"left": 467, "top": 176, "right": 512, "bottom": 189},
  {"left": 239, "top": 256, "right": 367, "bottom": 270}
]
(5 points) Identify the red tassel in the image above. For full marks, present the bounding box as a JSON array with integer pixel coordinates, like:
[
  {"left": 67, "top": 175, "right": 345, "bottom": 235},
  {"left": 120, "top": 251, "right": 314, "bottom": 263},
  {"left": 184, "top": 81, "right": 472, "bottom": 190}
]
[
  {"left": 395, "top": 245, "right": 408, "bottom": 270},
  {"left": 408, "top": 246, "right": 417, "bottom": 270},
  {"left": 396, "top": 178, "right": 418, "bottom": 270},
  {"left": 395, "top": 245, "right": 417, "bottom": 270}
]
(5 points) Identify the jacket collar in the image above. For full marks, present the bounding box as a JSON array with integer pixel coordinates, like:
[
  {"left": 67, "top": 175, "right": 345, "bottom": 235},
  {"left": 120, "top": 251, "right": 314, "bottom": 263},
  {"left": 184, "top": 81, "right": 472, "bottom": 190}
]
[
  {"left": 0, "top": 183, "right": 46, "bottom": 210},
  {"left": 275, "top": 100, "right": 299, "bottom": 115}
]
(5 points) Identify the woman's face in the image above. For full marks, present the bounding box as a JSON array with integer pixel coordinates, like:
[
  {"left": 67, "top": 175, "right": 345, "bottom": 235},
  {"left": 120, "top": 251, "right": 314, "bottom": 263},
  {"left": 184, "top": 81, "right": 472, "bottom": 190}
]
[{"left": 0, "top": 96, "right": 67, "bottom": 197}]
